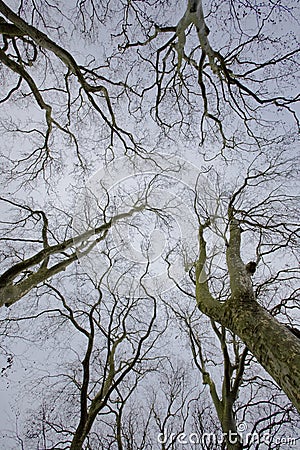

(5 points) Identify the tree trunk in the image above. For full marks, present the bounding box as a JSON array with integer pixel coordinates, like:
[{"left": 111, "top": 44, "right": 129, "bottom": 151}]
[
  {"left": 222, "top": 298, "right": 300, "bottom": 412},
  {"left": 196, "top": 218, "right": 300, "bottom": 413}
]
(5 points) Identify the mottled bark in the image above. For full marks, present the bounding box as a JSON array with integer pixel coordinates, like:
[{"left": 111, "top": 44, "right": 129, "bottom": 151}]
[{"left": 196, "top": 216, "right": 300, "bottom": 412}]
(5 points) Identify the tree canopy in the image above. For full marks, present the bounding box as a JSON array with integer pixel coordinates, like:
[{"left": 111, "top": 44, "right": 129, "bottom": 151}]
[{"left": 0, "top": 1, "right": 299, "bottom": 449}]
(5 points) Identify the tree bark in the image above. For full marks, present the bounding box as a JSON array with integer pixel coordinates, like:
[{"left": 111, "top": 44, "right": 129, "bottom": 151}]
[{"left": 196, "top": 217, "right": 300, "bottom": 413}]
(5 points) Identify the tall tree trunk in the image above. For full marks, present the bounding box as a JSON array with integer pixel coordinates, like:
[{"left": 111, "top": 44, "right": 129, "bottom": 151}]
[{"left": 196, "top": 218, "right": 300, "bottom": 412}]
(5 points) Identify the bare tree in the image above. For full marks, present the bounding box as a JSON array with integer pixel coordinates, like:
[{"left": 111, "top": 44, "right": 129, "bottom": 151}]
[
  {"left": 194, "top": 158, "right": 300, "bottom": 411},
  {"left": 1, "top": 270, "right": 164, "bottom": 449},
  {"left": 0, "top": 196, "right": 145, "bottom": 308},
  {"left": 0, "top": 1, "right": 299, "bottom": 448}
]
